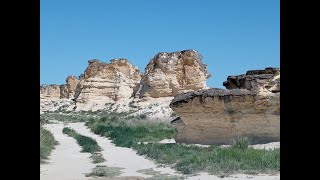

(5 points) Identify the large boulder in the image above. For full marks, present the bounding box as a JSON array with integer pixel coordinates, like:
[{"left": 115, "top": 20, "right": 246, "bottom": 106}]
[{"left": 170, "top": 68, "right": 280, "bottom": 145}]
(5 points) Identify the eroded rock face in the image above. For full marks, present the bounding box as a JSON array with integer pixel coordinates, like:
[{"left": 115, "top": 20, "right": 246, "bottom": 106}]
[
  {"left": 137, "top": 50, "right": 211, "bottom": 98},
  {"left": 59, "top": 85, "right": 68, "bottom": 99},
  {"left": 170, "top": 68, "right": 280, "bottom": 145},
  {"left": 73, "top": 74, "right": 84, "bottom": 100},
  {"left": 75, "top": 59, "right": 142, "bottom": 103},
  {"left": 40, "top": 85, "right": 61, "bottom": 99},
  {"left": 66, "top": 75, "right": 80, "bottom": 99},
  {"left": 223, "top": 67, "right": 280, "bottom": 94}
]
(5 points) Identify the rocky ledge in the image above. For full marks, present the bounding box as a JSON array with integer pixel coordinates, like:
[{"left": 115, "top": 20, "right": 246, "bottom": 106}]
[{"left": 170, "top": 68, "right": 280, "bottom": 145}]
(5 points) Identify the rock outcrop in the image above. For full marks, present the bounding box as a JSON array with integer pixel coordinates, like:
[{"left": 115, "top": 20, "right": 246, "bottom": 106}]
[
  {"left": 223, "top": 67, "right": 280, "bottom": 94},
  {"left": 40, "top": 75, "right": 79, "bottom": 100},
  {"left": 66, "top": 75, "right": 80, "bottom": 99},
  {"left": 59, "top": 85, "right": 68, "bottom": 99},
  {"left": 40, "top": 84, "right": 61, "bottom": 99},
  {"left": 170, "top": 68, "right": 280, "bottom": 145},
  {"left": 137, "top": 50, "right": 211, "bottom": 98},
  {"left": 73, "top": 74, "right": 85, "bottom": 100},
  {"left": 75, "top": 59, "right": 142, "bottom": 103}
]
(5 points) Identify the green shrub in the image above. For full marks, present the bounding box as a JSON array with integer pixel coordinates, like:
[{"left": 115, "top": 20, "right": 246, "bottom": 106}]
[
  {"left": 40, "top": 127, "right": 56, "bottom": 161},
  {"left": 86, "top": 165, "right": 123, "bottom": 177},
  {"left": 231, "top": 136, "right": 251, "bottom": 150}
]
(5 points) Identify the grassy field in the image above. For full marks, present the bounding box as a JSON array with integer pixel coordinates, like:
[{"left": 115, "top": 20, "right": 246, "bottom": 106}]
[
  {"left": 86, "top": 113, "right": 175, "bottom": 147},
  {"left": 85, "top": 113, "right": 280, "bottom": 176},
  {"left": 135, "top": 143, "right": 279, "bottom": 175},
  {"left": 41, "top": 112, "right": 93, "bottom": 123},
  {"left": 62, "top": 127, "right": 105, "bottom": 163},
  {"left": 40, "top": 117, "right": 57, "bottom": 162}
]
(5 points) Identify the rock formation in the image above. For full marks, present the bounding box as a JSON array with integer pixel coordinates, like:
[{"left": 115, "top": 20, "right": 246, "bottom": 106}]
[
  {"left": 40, "top": 84, "right": 61, "bottom": 99},
  {"left": 66, "top": 75, "right": 80, "bottom": 98},
  {"left": 40, "top": 75, "right": 80, "bottom": 100},
  {"left": 59, "top": 85, "right": 68, "bottom": 99},
  {"left": 73, "top": 74, "right": 85, "bottom": 100},
  {"left": 75, "top": 59, "right": 142, "bottom": 103},
  {"left": 137, "top": 50, "right": 211, "bottom": 98},
  {"left": 223, "top": 67, "right": 280, "bottom": 94},
  {"left": 170, "top": 68, "right": 280, "bottom": 145}
]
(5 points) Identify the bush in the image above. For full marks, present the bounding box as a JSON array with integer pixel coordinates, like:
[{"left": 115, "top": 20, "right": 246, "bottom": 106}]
[
  {"left": 40, "top": 127, "right": 56, "bottom": 161},
  {"left": 231, "top": 136, "right": 251, "bottom": 150},
  {"left": 86, "top": 165, "right": 123, "bottom": 177}
]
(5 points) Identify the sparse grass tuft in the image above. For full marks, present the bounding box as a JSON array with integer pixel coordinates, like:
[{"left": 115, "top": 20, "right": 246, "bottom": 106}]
[
  {"left": 40, "top": 116, "right": 49, "bottom": 124},
  {"left": 137, "top": 168, "right": 183, "bottom": 180},
  {"left": 86, "top": 165, "right": 123, "bottom": 177},
  {"left": 91, "top": 152, "right": 105, "bottom": 164},
  {"left": 231, "top": 136, "right": 251, "bottom": 150}
]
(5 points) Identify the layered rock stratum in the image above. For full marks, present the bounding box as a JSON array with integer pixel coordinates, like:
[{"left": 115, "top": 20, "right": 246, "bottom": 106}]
[{"left": 170, "top": 68, "right": 280, "bottom": 145}]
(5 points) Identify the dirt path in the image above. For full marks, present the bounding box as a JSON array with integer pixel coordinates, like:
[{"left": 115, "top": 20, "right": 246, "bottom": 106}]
[
  {"left": 41, "top": 122, "right": 280, "bottom": 180},
  {"left": 67, "top": 122, "right": 179, "bottom": 178},
  {"left": 40, "top": 123, "right": 95, "bottom": 180}
]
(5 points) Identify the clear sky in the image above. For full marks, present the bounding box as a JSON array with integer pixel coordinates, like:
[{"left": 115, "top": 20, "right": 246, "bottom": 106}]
[{"left": 40, "top": 0, "right": 279, "bottom": 88}]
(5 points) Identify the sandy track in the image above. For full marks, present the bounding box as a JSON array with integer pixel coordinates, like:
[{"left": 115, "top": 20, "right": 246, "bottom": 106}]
[
  {"left": 67, "top": 122, "right": 179, "bottom": 178},
  {"left": 40, "top": 123, "right": 95, "bottom": 180}
]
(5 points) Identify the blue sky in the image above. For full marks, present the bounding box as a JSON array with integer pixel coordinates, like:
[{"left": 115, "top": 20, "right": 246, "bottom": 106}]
[{"left": 40, "top": 0, "right": 279, "bottom": 88}]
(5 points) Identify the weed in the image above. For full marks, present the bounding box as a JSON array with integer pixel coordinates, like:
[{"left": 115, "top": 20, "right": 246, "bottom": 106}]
[{"left": 86, "top": 165, "right": 123, "bottom": 177}]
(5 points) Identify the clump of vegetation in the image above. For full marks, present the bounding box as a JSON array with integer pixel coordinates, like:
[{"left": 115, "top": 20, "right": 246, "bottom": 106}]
[
  {"left": 86, "top": 113, "right": 175, "bottom": 148},
  {"left": 40, "top": 116, "right": 49, "bottom": 124},
  {"left": 231, "top": 136, "right": 251, "bottom": 150},
  {"left": 86, "top": 165, "right": 123, "bottom": 177},
  {"left": 62, "top": 127, "right": 105, "bottom": 163},
  {"left": 91, "top": 153, "right": 105, "bottom": 164},
  {"left": 40, "top": 126, "right": 57, "bottom": 162}
]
